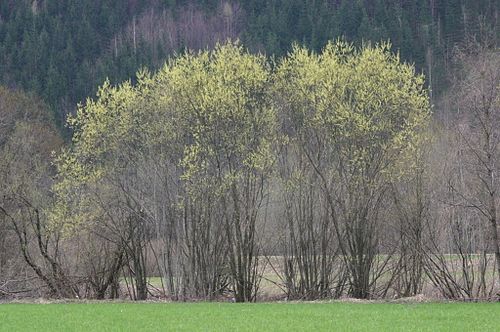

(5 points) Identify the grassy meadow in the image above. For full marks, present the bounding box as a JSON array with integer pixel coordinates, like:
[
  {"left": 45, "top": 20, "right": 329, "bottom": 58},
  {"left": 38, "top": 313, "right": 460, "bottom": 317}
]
[{"left": 0, "top": 302, "right": 499, "bottom": 331}]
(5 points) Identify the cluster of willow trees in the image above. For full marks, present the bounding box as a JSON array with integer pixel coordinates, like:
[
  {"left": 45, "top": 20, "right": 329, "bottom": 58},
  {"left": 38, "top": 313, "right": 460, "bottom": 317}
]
[{"left": 1, "top": 41, "right": 499, "bottom": 302}]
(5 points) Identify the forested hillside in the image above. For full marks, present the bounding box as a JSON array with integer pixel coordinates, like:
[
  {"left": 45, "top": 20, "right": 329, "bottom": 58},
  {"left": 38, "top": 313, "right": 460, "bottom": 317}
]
[{"left": 0, "top": 0, "right": 498, "bottom": 125}]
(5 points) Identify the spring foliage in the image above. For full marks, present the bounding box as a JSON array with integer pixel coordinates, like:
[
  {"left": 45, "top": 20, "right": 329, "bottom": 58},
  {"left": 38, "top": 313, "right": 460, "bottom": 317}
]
[
  {"left": 275, "top": 41, "right": 430, "bottom": 181},
  {"left": 54, "top": 40, "right": 430, "bottom": 238}
]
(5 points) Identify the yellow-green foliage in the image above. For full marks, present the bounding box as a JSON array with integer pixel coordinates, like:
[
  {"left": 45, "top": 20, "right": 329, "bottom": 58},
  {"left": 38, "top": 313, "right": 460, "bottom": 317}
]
[
  {"left": 53, "top": 69, "right": 180, "bottom": 229},
  {"left": 53, "top": 41, "right": 430, "bottom": 230},
  {"left": 161, "top": 42, "right": 277, "bottom": 192},
  {"left": 275, "top": 41, "right": 430, "bottom": 181},
  {"left": 53, "top": 42, "right": 277, "bottom": 229}
]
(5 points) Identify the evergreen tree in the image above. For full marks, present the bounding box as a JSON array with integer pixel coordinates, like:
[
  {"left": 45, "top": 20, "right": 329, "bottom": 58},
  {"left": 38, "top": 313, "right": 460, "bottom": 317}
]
[{"left": 0, "top": 0, "right": 497, "bottom": 127}]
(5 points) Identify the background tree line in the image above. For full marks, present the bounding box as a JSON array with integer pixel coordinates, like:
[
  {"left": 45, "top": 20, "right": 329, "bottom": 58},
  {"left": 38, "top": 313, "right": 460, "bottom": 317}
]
[
  {"left": 1, "top": 39, "right": 498, "bottom": 302},
  {"left": 0, "top": 0, "right": 498, "bottom": 127}
]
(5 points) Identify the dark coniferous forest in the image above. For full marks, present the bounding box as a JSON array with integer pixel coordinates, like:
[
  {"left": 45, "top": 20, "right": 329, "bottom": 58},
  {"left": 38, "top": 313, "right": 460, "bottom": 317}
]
[{"left": 0, "top": 0, "right": 498, "bottom": 125}]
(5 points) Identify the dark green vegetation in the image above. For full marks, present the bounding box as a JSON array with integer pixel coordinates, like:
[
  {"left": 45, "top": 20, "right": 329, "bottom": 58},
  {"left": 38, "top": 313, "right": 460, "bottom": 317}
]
[
  {"left": 0, "top": 0, "right": 498, "bottom": 124},
  {"left": 0, "top": 302, "right": 499, "bottom": 331}
]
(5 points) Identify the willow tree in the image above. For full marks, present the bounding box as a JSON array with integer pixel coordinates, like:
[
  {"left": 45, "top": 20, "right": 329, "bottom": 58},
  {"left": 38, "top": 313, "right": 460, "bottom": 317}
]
[
  {"left": 54, "top": 71, "right": 186, "bottom": 300},
  {"left": 55, "top": 42, "right": 276, "bottom": 302},
  {"left": 169, "top": 43, "right": 277, "bottom": 302},
  {"left": 275, "top": 41, "right": 430, "bottom": 299}
]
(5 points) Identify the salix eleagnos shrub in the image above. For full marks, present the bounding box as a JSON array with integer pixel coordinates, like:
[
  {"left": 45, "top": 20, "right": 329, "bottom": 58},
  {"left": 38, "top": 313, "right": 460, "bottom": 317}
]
[
  {"left": 53, "top": 40, "right": 430, "bottom": 301},
  {"left": 275, "top": 41, "right": 430, "bottom": 182},
  {"left": 274, "top": 41, "right": 430, "bottom": 299},
  {"left": 163, "top": 43, "right": 277, "bottom": 302}
]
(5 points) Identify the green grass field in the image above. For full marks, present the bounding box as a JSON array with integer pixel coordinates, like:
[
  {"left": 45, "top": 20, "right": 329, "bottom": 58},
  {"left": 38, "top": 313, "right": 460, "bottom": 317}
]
[{"left": 0, "top": 302, "right": 499, "bottom": 331}]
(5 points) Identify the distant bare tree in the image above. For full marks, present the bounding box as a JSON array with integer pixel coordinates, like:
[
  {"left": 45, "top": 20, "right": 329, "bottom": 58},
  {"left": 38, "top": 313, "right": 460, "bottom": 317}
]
[
  {"left": 447, "top": 36, "right": 500, "bottom": 294},
  {"left": 107, "top": 1, "right": 242, "bottom": 65},
  {"left": 0, "top": 113, "right": 74, "bottom": 298}
]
